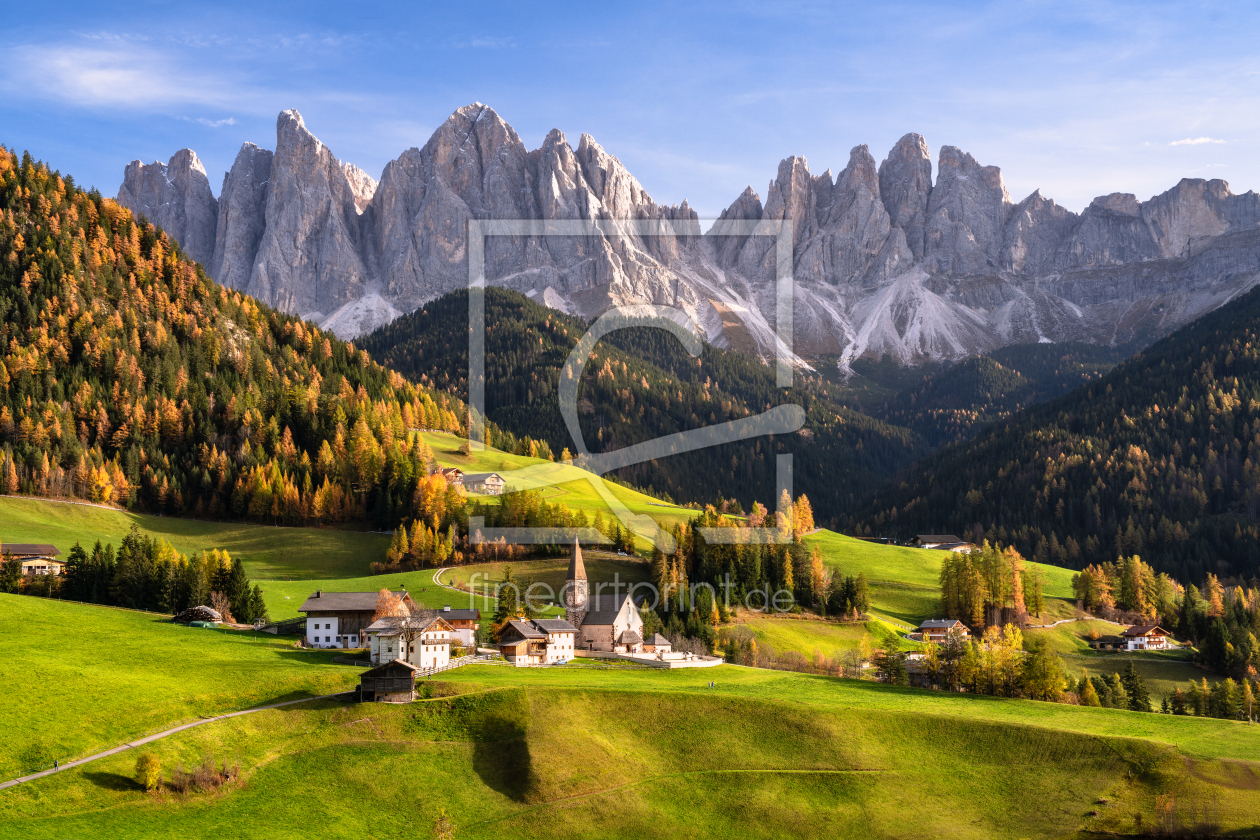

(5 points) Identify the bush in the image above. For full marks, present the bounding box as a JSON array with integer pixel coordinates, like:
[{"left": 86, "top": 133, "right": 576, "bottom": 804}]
[
  {"left": 135, "top": 752, "right": 162, "bottom": 791},
  {"left": 168, "top": 754, "right": 239, "bottom": 793}
]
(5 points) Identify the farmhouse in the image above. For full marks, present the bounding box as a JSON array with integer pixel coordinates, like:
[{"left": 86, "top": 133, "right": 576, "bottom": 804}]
[
  {"left": 438, "top": 467, "right": 465, "bottom": 490},
  {"left": 498, "top": 617, "right": 579, "bottom": 665},
  {"left": 1, "top": 544, "right": 64, "bottom": 575},
  {"left": 365, "top": 612, "right": 456, "bottom": 670},
  {"left": 358, "top": 660, "right": 417, "bottom": 703},
  {"left": 918, "top": 618, "right": 971, "bottom": 642},
  {"left": 462, "top": 472, "right": 505, "bottom": 495},
  {"left": 564, "top": 539, "right": 645, "bottom": 652},
  {"left": 1122, "top": 624, "right": 1172, "bottom": 651},
  {"left": 911, "top": 535, "right": 963, "bottom": 549},
  {"left": 299, "top": 589, "right": 418, "bottom": 649}
]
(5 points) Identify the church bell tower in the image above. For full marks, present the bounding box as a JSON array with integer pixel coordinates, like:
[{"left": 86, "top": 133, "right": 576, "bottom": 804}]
[{"left": 565, "top": 537, "right": 588, "bottom": 628}]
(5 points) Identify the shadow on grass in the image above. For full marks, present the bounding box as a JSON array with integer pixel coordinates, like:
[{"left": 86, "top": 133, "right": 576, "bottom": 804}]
[
  {"left": 472, "top": 709, "right": 536, "bottom": 803},
  {"left": 83, "top": 771, "right": 142, "bottom": 792}
]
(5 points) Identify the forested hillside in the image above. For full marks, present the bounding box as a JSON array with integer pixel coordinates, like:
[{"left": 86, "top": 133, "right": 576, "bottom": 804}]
[
  {"left": 0, "top": 147, "right": 466, "bottom": 530},
  {"left": 871, "top": 343, "right": 1129, "bottom": 447},
  {"left": 360, "top": 288, "right": 926, "bottom": 523},
  {"left": 856, "top": 284, "right": 1260, "bottom": 582}
]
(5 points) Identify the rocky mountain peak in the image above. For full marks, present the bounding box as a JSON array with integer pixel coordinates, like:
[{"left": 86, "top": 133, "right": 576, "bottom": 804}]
[
  {"left": 922, "top": 145, "right": 1011, "bottom": 275},
  {"left": 116, "top": 148, "right": 218, "bottom": 267},
  {"left": 1090, "top": 192, "right": 1141, "bottom": 216},
  {"left": 877, "top": 132, "right": 932, "bottom": 259},
  {"left": 340, "top": 162, "right": 378, "bottom": 214}
]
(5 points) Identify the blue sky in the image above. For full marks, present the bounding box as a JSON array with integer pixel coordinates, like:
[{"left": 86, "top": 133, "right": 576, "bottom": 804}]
[{"left": 2, "top": 1, "right": 1256, "bottom": 216}]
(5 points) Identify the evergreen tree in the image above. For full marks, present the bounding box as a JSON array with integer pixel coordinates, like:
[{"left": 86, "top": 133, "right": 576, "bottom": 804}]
[{"left": 1120, "top": 661, "right": 1151, "bottom": 712}]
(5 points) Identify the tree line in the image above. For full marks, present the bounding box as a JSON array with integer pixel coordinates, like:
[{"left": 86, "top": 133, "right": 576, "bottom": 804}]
[{"left": 0, "top": 525, "right": 266, "bottom": 623}]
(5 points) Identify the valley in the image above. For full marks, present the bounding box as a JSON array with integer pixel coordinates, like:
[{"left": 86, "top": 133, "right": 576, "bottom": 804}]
[{"left": 4, "top": 84, "right": 1260, "bottom": 839}]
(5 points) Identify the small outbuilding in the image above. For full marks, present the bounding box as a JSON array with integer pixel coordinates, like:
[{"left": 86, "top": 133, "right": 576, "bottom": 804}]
[
  {"left": 358, "top": 659, "right": 417, "bottom": 703},
  {"left": 642, "top": 633, "right": 672, "bottom": 654}
]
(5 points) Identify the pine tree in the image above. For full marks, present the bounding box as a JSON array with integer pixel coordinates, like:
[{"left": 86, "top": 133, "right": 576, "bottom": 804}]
[{"left": 1120, "top": 661, "right": 1151, "bottom": 712}]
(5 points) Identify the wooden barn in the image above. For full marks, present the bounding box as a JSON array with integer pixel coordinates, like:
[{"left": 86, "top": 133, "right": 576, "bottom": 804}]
[{"left": 358, "top": 660, "right": 417, "bottom": 703}]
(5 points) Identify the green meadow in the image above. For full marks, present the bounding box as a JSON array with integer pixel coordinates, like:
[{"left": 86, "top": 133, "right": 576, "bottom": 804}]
[
  {"left": 801, "top": 529, "right": 1078, "bottom": 626},
  {"left": 0, "top": 496, "right": 388, "bottom": 580},
  {"left": 0, "top": 595, "right": 361, "bottom": 781},
  {"left": 3, "top": 660, "right": 1260, "bottom": 838}
]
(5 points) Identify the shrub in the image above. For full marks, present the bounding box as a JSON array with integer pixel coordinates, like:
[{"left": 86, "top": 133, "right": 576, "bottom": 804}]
[{"left": 135, "top": 753, "right": 162, "bottom": 791}]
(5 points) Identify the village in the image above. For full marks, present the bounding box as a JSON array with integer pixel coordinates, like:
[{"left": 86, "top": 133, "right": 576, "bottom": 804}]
[{"left": 2, "top": 534, "right": 1180, "bottom": 704}]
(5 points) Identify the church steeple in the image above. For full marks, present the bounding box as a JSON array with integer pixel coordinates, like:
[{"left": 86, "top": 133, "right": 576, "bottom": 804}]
[{"left": 565, "top": 537, "right": 589, "bottom": 627}]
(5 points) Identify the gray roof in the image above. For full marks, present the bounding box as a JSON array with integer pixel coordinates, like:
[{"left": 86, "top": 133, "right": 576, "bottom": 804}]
[
  {"left": 503, "top": 619, "right": 545, "bottom": 640},
  {"left": 581, "top": 593, "right": 634, "bottom": 626},
  {"left": 618, "top": 630, "right": 643, "bottom": 645},
  {"left": 299, "top": 590, "right": 409, "bottom": 613},
  {"left": 919, "top": 619, "right": 965, "bottom": 629},
  {"left": 533, "top": 618, "right": 578, "bottom": 634},
  {"left": 1, "top": 544, "right": 62, "bottom": 557},
  {"left": 462, "top": 472, "right": 504, "bottom": 483},
  {"left": 360, "top": 660, "right": 417, "bottom": 678},
  {"left": 439, "top": 607, "right": 480, "bottom": 621},
  {"left": 916, "top": 535, "right": 962, "bottom": 544},
  {"left": 649, "top": 633, "right": 671, "bottom": 647},
  {"left": 366, "top": 611, "right": 452, "bottom": 636}
]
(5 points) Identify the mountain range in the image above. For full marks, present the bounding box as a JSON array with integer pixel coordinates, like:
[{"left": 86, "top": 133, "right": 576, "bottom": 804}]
[{"left": 119, "top": 104, "right": 1260, "bottom": 368}]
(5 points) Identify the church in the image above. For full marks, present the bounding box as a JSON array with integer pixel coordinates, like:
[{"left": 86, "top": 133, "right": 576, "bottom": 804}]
[{"left": 564, "top": 538, "right": 645, "bottom": 653}]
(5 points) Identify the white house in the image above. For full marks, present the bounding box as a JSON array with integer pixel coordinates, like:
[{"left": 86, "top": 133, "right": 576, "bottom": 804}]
[
  {"left": 1123, "top": 624, "right": 1171, "bottom": 651},
  {"left": 366, "top": 613, "right": 456, "bottom": 671},
  {"left": 299, "top": 589, "right": 416, "bottom": 649},
  {"left": 532, "top": 618, "right": 578, "bottom": 664},
  {"left": 462, "top": 472, "right": 506, "bottom": 495}
]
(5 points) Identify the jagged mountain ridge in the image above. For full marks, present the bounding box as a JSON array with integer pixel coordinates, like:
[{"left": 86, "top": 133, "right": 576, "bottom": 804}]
[{"left": 119, "top": 105, "right": 1260, "bottom": 366}]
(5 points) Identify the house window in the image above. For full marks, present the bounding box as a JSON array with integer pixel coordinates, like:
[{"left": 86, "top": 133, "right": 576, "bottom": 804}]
[{"left": 325, "top": 636, "right": 330, "bottom": 643}]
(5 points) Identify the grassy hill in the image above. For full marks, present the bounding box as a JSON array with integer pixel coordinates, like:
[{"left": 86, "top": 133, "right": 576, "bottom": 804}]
[
  {"left": 0, "top": 594, "right": 360, "bottom": 780},
  {"left": 3, "top": 665, "right": 1260, "bottom": 838},
  {"left": 802, "top": 530, "right": 1077, "bottom": 627},
  {"left": 0, "top": 496, "right": 389, "bottom": 579}
]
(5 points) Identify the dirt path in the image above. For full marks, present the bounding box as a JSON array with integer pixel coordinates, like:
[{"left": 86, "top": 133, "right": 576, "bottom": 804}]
[{"left": 0, "top": 692, "right": 349, "bottom": 792}]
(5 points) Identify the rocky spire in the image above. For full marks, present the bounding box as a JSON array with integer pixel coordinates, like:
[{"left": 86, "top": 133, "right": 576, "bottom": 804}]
[
  {"left": 877, "top": 133, "right": 932, "bottom": 259},
  {"left": 210, "top": 142, "right": 272, "bottom": 289},
  {"left": 922, "top": 145, "right": 1012, "bottom": 275},
  {"left": 116, "top": 149, "right": 218, "bottom": 268},
  {"left": 246, "top": 109, "right": 372, "bottom": 320}
]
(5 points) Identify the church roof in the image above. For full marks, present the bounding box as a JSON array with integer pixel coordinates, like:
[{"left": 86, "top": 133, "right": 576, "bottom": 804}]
[
  {"left": 618, "top": 630, "right": 643, "bottom": 645},
  {"left": 581, "top": 593, "right": 632, "bottom": 626},
  {"left": 567, "top": 537, "right": 587, "bottom": 582}
]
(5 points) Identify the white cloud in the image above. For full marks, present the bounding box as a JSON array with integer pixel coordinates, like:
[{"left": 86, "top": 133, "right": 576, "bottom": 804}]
[
  {"left": 183, "top": 116, "right": 239, "bottom": 128},
  {"left": 0, "top": 41, "right": 265, "bottom": 113},
  {"left": 1170, "top": 136, "right": 1227, "bottom": 146}
]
